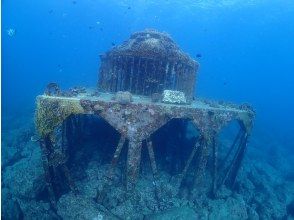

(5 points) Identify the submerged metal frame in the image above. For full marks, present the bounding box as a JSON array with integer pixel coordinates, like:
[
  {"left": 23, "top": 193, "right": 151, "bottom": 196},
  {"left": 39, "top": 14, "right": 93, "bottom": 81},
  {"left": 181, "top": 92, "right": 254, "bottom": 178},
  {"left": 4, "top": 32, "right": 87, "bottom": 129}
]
[
  {"left": 98, "top": 29, "right": 198, "bottom": 102},
  {"left": 34, "top": 29, "right": 255, "bottom": 206},
  {"left": 35, "top": 91, "right": 254, "bottom": 205}
]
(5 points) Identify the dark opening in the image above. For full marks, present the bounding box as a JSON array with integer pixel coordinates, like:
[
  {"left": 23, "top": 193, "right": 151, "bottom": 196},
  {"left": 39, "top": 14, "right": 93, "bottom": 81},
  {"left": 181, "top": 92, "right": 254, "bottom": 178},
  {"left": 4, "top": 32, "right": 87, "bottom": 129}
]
[
  {"left": 149, "top": 118, "right": 200, "bottom": 186},
  {"left": 217, "top": 120, "right": 243, "bottom": 188},
  {"left": 65, "top": 114, "right": 122, "bottom": 177},
  {"left": 37, "top": 114, "right": 124, "bottom": 201}
]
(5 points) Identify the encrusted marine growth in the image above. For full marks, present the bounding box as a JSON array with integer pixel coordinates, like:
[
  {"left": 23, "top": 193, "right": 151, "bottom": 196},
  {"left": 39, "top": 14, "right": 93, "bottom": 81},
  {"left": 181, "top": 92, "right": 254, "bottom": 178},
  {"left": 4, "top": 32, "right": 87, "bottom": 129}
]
[
  {"left": 98, "top": 29, "right": 198, "bottom": 102},
  {"left": 35, "top": 29, "right": 255, "bottom": 208}
]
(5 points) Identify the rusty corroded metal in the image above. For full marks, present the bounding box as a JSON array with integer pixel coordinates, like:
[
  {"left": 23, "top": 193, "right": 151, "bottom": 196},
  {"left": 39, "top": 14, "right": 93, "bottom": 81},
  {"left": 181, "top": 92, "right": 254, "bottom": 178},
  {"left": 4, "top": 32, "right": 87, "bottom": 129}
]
[
  {"left": 98, "top": 29, "right": 198, "bottom": 102},
  {"left": 176, "top": 137, "right": 202, "bottom": 190},
  {"left": 35, "top": 29, "right": 255, "bottom": 204},
  {"left": 35, "top": 91, "right": 254, "bottom": 197}
]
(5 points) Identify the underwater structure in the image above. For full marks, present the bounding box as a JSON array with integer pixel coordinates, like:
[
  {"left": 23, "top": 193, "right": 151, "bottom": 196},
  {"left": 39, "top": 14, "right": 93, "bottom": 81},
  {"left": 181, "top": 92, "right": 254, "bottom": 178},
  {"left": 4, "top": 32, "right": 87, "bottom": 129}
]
[{"left": 35, "top": 29, "right": 255, "bottom": 207}]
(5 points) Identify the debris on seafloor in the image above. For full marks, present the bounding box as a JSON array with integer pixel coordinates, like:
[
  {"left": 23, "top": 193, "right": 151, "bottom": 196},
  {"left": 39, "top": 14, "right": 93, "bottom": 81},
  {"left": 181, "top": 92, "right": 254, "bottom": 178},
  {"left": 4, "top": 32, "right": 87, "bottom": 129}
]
[
  {"left": 34, "top": 29, "right": 255, "bottom": 218},
  {"left": 162, "top": 90, "right": 187, "bottom": 104}
]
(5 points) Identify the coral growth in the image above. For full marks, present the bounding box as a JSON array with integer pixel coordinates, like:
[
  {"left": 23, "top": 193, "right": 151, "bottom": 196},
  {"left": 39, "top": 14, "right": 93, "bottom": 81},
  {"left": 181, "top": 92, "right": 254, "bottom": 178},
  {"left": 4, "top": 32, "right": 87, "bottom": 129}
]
[{"left": 35, "top": 97, "right": 84, "bottom": 137}]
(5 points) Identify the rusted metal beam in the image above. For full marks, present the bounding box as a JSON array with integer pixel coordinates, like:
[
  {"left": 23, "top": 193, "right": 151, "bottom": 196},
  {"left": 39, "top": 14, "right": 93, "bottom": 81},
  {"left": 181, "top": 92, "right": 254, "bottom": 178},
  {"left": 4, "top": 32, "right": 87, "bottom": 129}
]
[
  {"left": 95, "top": 135, "right": 126, "bottom": 203},
  {"left": 146, "top": 139, "right": 162, "bottom": 202},
  {"left": 60, "top": 164, "right": 78, "bottom": 193},
  {"left": 229, "top": 133, "right": 249, "bottom": 188},
  {"left": 218, "top": 128, "right": 243, "bottom": 172},
  {"left": 126, "top": 138, "right": 143, "bottom": 190},
  {"left": 193, "top": 138, "right": 210, "bottom": 188},
  {"left": 219, "top": 131, "right": 248, "bottom": 188},
  {"left": 39, "top": 138, "right": 57, "bottom": 208},
  {"left": 36, "top": 90, "right": 254, "bottom": 197},
  {"left": 147, "top": 139, "right": 158, "bottom": 180},
  {"left": 107, "top": 135, "right": 126, "bottom": 180},
  {"left": 211, "top": 136, "right": 217, "bottom": 196},
  {"left": 177, "top": 137, "right": 202, "bottom": 190}
]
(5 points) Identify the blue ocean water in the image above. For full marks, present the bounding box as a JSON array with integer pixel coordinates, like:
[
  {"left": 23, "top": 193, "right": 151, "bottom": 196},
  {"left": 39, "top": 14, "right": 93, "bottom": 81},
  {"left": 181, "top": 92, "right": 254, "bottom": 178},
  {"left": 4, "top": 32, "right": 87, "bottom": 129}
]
[
  {"left": 3, "top": 0, "right": 294, "bottom": 140},
  {"left": 2, "top": 0, "right": 294, "bottom": 219}
]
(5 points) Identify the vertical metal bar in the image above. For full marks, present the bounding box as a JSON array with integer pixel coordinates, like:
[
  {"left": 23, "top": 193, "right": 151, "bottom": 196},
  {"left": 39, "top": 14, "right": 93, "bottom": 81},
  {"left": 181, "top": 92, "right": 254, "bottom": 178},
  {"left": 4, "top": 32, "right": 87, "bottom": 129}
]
[
  {"left": 171, "top": 63, "right": 176, "bottom": 90},
  {"left": 193, "top": 137, "right": 210, "bottom": 188},
  {"left": 211, "top": 136, "right": 218, "bottom": 196},
  {"left": 60, "top": 164, "right": 78, "bottom": 193},
  {"left": 177, "top": 137, "right": 201, "bottom": 189},
  {"left": 142, "top": 59, "right": 148, "bottom": 95},
  {"left": 229, "top": 134, "right": 249, "bottom": 188},
  {"left": 147, "top": 139, "right": 162, "bottom": 203},
  {"left": 112, "top": 135, "right": 127, "bottom": 165},
  {"left": 147, "top": 140, "right": 158, "bottom": 179},
  {"left": 110, "top": 57, "right": 115, "bottom": 92},
  {"left": 219, "top": 131, "right": 247, "bottom": 187},
  {"left": 144, "top": 58, "right": 149, "bottom": 95},
  {"left": 116, "top": 57, "right": 121, "bottom": 92},
  {"left": 61, "top": 121, "right": 67, "bottom": 154},
  {"left": 175, "top": 63, "right": 179, "bottom": 90},
  {"left": 129, "top": 57, "right": 135, "bottom": 92},
  {"left": 39, "top": 137, "right": 57, "bottom": 208},
  {"left": 164, "top": 62, "right": 169, "bottom": 89},
  {"left": 152, "top": 60, "right": 159, "bottom": 95},
  {"left": 135, "top": 58, "right": 141, "bottom": 94},
  {"left": 126, "top": 138, "right": 142, "bottom": 190},
  {"left": 60, "top": 121, "right": 78, "bottom": 193},
  {"left": 156, "top": 60, "right": 161, "bottom": 93},
  {"left": 218, "top": 128, "right": 242, "bottom": 171},
  {"left": 95, "top": 135, "right": 126, "bottom": 203},
  {"left": 121, "top": 56, "right": 126, "bottom": 91}
]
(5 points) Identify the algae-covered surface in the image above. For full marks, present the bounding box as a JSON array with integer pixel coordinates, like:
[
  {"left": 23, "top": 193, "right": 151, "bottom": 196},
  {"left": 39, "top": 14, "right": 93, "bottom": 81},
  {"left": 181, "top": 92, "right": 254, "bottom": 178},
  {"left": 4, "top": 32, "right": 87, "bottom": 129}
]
[
  {"left": 3, "top": 1, "right": 294, "bottom": 219},
  {"left": 2, "top": 110, "right": 294, "bottom": 219}
]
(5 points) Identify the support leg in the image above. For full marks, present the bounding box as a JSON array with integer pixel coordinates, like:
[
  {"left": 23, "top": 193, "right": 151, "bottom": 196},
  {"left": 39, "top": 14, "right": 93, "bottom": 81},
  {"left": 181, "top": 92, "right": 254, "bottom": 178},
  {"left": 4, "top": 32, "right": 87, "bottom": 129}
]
[
  {"left": 211, "top": 136, "right": 217, "bottom": 196},
  {"left": 60, "top": 164, "right": 78, "bottom": 193},
  {"left": 96, "top": 135, "right": 126, "bottom": 203},
  {"left": 39, "top": 138, "right": 57, "bottom": 208},
  {"left": 193, "top": 137, "right": 210, "bottom": 188},
  {"left": 107, "top": 135, "right": 126, "bottom": 180},
  {"left": 228, "top": 133, "right": 249, "bottom": 188},
  {"left": 41, "top": 123, "right": 77, "bottom": 204},
  {"left": 218, "top": 128, "right": 242, "bottom": 171},
  {"left": 147, "top": 140, "right": 158, "bottom": 180},
  {"left": 60, "top": 121, "right": 77, "bottom": 193},
  {"left": 126, "top": 138, "right": 142, "bottom": 190},
  {"left": 147, "top": 139, "right": 161, "bottom": 201},
  {"left": 219, "top": 131, "right": 247, "bottom": 188},
  {"left": 177, "top": 137, "right": 201, "bottom": 190}
]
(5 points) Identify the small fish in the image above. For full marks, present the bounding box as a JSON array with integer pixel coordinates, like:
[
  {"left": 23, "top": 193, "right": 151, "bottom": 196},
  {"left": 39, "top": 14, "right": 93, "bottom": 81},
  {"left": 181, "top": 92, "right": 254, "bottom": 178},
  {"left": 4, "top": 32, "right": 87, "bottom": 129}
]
[
  {"left": 49, "top": 9, "right": 54, "bottom": 14},
  {"left": 58, "top": 64, "right": 63, "bottom": 72},
  {"left": 31, "top": 135, "right": 41, "bottom": 142},
  {"left": 128, "top": 6, "right": 131, "bottom": 10},
  {"left": 111, "top": 42, "right": 116, "bottom": 46},
  {"left": 96, "top": 21, "right": 100, "bottom": 25},
  {"left": 72, "top": 0, "right": 77, "bottom": 4},
  {"left": 89, "top": 26, "right": 94, "bottom": 30},
  {"left": 99, "top": 27, "right": 103, "bottom": 32},
  {"left": 7, "top": 28, "right": 16, "bottom": 37},
  {"left": 196, "top": 53, "right": 202, "bottom": 58}
]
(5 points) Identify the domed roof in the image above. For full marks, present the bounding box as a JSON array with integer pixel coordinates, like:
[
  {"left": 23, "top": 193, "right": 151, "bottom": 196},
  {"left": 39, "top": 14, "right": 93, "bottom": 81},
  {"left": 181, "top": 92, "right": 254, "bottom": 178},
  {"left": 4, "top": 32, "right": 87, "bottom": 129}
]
[{"left": 106, "top": 29, "right": 196, "bottom": 68}]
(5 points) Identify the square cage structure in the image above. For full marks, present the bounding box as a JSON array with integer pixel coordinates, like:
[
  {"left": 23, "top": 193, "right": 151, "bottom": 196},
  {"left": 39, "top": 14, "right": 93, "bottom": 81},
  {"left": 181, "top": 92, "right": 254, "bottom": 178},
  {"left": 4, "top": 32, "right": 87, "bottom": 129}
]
[{"left": 35, "top": 29, "right": 255, "bottom": 206}]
